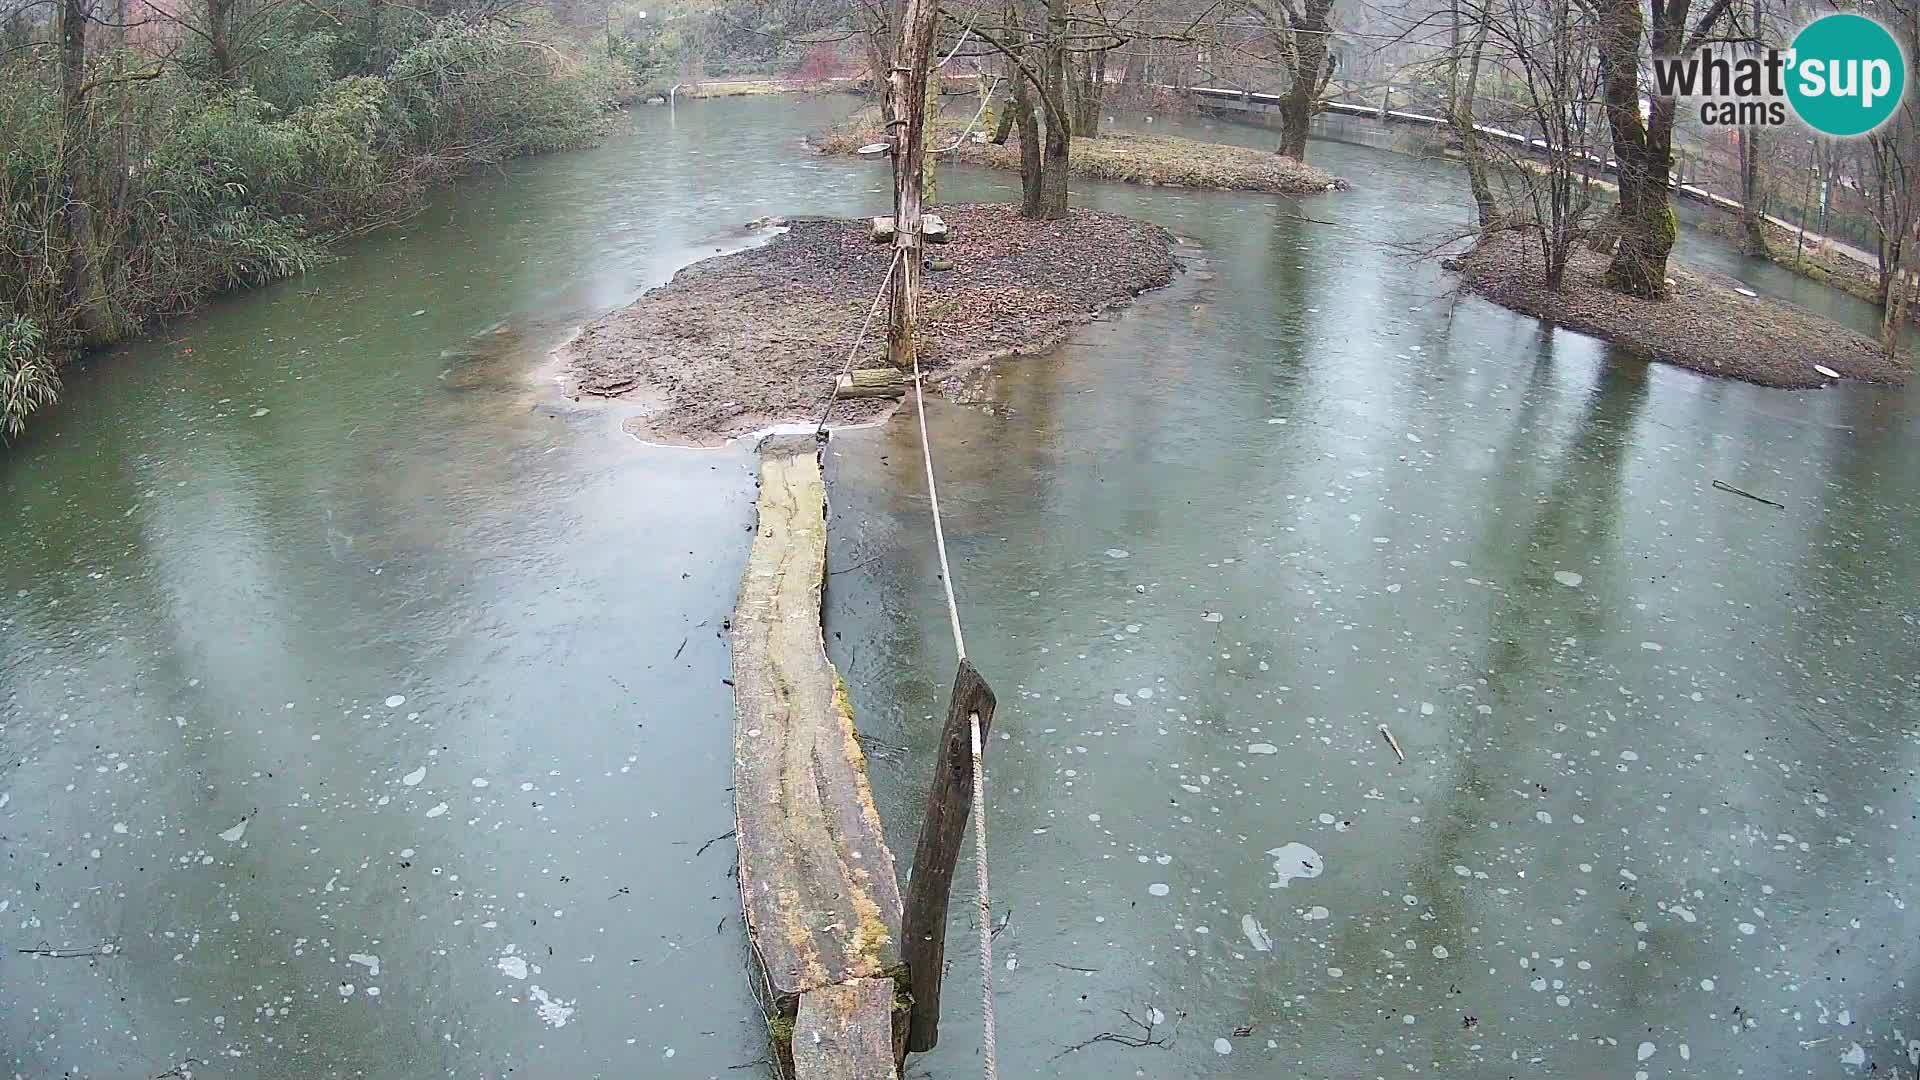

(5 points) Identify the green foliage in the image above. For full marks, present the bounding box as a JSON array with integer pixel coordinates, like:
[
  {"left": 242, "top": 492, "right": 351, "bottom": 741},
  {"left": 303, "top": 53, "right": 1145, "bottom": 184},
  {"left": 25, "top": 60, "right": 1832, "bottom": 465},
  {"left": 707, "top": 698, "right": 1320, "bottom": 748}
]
[
  {"left": 0, "top": 11, "right": 622, "bottom": 441},
  {"left": 0, "top": 314, "right": 56, "bottom": 442}
]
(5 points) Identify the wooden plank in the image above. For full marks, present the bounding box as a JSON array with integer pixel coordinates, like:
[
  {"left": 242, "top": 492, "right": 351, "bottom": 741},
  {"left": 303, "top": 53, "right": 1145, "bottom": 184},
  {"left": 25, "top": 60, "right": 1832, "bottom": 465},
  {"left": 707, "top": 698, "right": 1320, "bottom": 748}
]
[
  {"left": 899, "top": 659, "right": 997, "bottom": 1052},
  {"left": 835, "top": 368, "right": 906, "bottom": 399},
  {"left": 733, "top": 435, "right": 905, "bottom": 1016},
  {"left": 792, "top": 979, "right": 900, "bottom": 1080}
]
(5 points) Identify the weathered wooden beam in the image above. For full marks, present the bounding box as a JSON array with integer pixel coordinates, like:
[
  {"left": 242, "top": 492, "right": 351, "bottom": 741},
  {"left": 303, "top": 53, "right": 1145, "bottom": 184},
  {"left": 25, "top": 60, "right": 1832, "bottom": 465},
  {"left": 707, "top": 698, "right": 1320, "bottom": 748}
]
[
  {"left": 868, "top": 214, "right": 950, "bottom": 244},
  {"left": 732, "top": 434, "right": 905, "bottom": 1078},
  {"left": 899, "top": 658, "right": 997, "bottom": 1053},
  {"left": 836, "top": 368, "right": 907, "bottom": 400},
  {"left": 793, "top": 979, "right": 899, "bottom": 1080}
]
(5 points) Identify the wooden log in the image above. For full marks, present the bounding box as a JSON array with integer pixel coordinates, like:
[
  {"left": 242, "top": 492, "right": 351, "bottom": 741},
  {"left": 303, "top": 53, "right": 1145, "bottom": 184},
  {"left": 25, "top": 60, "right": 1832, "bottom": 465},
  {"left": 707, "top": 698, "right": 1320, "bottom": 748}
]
[
  {"left": 793, "top": 980, "right": 900, "bottom": 1080},
  {"left": 869, "top": 214, "right": 950, "bottom": 245},
  {"left": 836, "top": 368, "right": 907, "bottom": 400},
  {"left": 732, "top": 434, "right": 906, "bottom": 1075},
  {"left": 899, "top": 659, "right": 997, "bottom": 1053}
]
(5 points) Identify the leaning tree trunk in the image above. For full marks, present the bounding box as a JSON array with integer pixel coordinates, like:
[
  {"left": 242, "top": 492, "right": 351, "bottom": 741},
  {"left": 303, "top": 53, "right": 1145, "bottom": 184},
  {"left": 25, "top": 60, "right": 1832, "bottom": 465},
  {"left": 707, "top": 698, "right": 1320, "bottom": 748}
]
[
  {"left": 1276, "top": 0, "right": 1334, "bottom": 162},
  {"left": 1596, "top": 0, "right": 1675, "bottom": 298}
]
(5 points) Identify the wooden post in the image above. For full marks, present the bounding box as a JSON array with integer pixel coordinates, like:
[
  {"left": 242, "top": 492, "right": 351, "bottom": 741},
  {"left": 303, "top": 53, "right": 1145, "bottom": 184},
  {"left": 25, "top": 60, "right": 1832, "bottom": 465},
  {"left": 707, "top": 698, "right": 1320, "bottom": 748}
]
[
  {"left": 899, "top": 658, "right": 996, "bottom": 1053},
  {"left": 885, "top": 0, "right": 940, "bottom": 370}
]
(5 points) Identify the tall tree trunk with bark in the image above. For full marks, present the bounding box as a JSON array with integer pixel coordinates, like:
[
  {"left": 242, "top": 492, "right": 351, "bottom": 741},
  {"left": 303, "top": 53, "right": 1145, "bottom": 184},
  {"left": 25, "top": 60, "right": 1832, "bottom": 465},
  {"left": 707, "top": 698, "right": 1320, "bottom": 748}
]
[
  {"left": 208, "top": 0, "right": 235, "bottom": 81},
  {"left": 1594, "top": 0, "right": 1674, "bottom": 298},
  {"left": 1033, "top": 0, "right": 1071, "bottom": 219},
  {"left": 1268, "top": 0, "right": 1335, "bottom": 162},
  {"left": 1738, "top": 127, "right": 1767, "bottom": 254},
  {"left": 1070, "top": 49, "right": 1105, "bottom": 137},
  {"left": 1010, "top": 69, "right": 1042, "bottom": 212},
  {"left": 1448, "top": 0, "right": 1497, "bottom": 226},
  {"left": 58, "top": 0, "right": 106, "bottom": 341}
]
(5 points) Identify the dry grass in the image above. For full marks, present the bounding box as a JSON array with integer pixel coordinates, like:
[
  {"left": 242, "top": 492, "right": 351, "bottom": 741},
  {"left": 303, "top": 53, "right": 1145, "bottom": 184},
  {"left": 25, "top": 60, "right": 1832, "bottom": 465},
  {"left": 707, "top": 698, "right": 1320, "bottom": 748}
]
[
  {"left": 813, "top": 109, "right": 1348, "bottom": 195},
  {"left": 1458, "top": 230, "right": 1906, "bottom": 389}
]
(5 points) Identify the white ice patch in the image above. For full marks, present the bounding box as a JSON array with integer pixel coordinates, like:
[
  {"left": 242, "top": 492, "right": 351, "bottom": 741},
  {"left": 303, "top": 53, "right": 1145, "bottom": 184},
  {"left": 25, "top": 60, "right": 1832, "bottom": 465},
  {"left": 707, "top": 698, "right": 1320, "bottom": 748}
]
[
  {"left": 1431, "top": 945, "right": 1450, "bottom": 959},
  {"left": 349, "top": 953, "right": 381, "bottom": 978},
  {"left": 1200, "top": 611, "right": 1224, "bottom": 623},
  {"left": 385, "top": 695, "right": 406, "bottom": 708},
  {"left": 471, "top": 778, "right": 489, "bottom": 788},
  {"left": 1241, "top": 915, "right": 1273, "bottom": 952},
  {"left": 1213, "top": 1038, "right": 1233, "bottom": 1055},
  {"left": 1105, "top": 549, "right": 1129, "bottom": 559},
  {"left": 1842, "top": 1044, "right": 1867, "bottom": 1067},
  {"left": 1112, "top": 693, "right": 1132, "bottom": 706},
  {"left": 1303, "top": 905, "right": 1330, "bottom": 920},
  {"left": 1265, "top": 842, "right": 1323, "bottom": 888},
  {"left": 1535, "top": 811, "right": 1553, "bottom": 824},
  {"left": 1640, "top": 642, "right": 1664, "bottom": 652},
  {"left": 401, "top": 766, "right": 426, "bottom": 787},
  {"left": 219, "top": 820, "right": 248, "bottom": 843},
  {"left": 425, "top": 803, "right": 449, "bottom": 818},
  {"left": 1247, "top": 743, "right": 1278, "bottom": 755},
  {"left": 496, "top": 949, "right": 529, "bottom": 980},
  {"left": 1672, "top": 906, "right": 1697, "bottom": 923},
  {"left": 529, "top": 986, "right": 575, "bottom": 1028},
  {"left": 1552, "top": 570, "right": 1584, "bottom": 588},
  {"left": 1148, "top": 883, "right": 1170, "bottom": 897},
  {"left": 1738, "top": 922, "right": 1757, "bottom": 935},
  {"left": 1638, "top": 1041, "right": 1656, "bottom": 1061}
]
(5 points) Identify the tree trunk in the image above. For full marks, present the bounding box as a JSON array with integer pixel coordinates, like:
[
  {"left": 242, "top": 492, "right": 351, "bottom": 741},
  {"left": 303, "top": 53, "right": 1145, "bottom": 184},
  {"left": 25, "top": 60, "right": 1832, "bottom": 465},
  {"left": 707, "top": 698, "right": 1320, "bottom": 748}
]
[
  {"left": 1275, "top": 0, "right": 1334, "bottom": 162},
  {"left": 1596, "top": 0, "right": 1674, "bottom": 298},
  {"left": 209, "top": 0, "right": 234, "bottom": 81},
  {"left": 58, "top": 0, "right": 106, "bottom": 342},
  {"left": 1031, "top": 0, "right": 1071, "bottom": 220},
  {"left": 368, "top": 0, "right": 386, "bottom": 71},
  {"left": 1070, "top": 50, "right": 1105, "bottom": 137},
  {"left": 1011, "top": 71, "right": 1042, "bottom": 214},
  {"left": 1882, "top": 233, "right": 1914, "bottom": 358},
  {"left": 1738, "top": 127, "right": 1767, "bottom": 255},
  {"left": 1448, "top": 0, "right": 1497, "bottom": 227},
  {"left": 883, "top": 0, "right": 938, "bottom": 369}
]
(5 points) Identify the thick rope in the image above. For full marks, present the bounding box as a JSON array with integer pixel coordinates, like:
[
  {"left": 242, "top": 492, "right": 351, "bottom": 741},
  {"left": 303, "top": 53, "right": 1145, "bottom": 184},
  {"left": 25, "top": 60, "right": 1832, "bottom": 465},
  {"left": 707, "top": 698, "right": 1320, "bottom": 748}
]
[
  {"left": 970, "top": 712, "right": 997, "bottom": 1080},
  {"left": 908, "top": 343, "right": 994, "bottom": 1079},
  {"left": 909, "top": 348, "right": 967, "bottom": 662},
  {"left": 815, "top": 250, "right": 904, "bottom": 434}
]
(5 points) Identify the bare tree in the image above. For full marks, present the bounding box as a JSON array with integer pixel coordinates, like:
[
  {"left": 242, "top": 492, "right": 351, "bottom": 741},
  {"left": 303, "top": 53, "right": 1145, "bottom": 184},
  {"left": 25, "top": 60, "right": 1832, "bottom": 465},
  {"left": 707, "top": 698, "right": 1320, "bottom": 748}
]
[
  {"left": 1582, "top": 0, "right": 1736, "bottom": 297},
  {"left": 1242, "top": 0, "right": 1338, "bottom": 159}
]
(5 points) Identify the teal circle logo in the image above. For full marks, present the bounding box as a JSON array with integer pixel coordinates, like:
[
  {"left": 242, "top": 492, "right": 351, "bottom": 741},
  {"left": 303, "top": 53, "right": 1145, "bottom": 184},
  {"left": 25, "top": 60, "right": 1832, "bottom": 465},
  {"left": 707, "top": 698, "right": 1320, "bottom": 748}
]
[{"left": 1786, "top": 13, "right": 1906, "bottom": 136}]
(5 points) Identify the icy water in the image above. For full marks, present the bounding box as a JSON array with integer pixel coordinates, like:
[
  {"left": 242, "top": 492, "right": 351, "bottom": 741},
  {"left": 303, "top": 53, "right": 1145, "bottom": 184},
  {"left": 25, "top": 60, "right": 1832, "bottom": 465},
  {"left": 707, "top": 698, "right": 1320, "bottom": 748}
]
[
  {"left": 2, "top": 96, "right": 1916, "bottom": 1080},
  {"left": 825, "top": 118, "right": 1920, "bottom": 1077}
]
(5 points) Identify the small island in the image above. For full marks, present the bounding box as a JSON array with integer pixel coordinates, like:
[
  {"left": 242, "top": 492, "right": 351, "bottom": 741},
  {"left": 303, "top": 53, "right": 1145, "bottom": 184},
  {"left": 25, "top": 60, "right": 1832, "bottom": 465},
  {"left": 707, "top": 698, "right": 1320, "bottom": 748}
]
[
  {"left": 560, "top": 204, "right": 1179, "bottom": 443},
  {"left": 814, "top": 109, "right": 1349, "bottom": 196},
  {"left": 1456, "top": 232, "right": 1907, "bottom": 390}
]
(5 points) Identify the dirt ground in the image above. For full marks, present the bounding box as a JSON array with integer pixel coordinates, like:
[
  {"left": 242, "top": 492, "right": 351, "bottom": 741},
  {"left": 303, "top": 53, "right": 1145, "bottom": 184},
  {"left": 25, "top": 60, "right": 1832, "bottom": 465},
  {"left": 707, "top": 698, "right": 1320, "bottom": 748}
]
[
  {"left": 560, "top": 204, "right": 1177, "bottom": 443},
  {"left": 1455, "top": 231, "right": 1908, "bottom": 389}
]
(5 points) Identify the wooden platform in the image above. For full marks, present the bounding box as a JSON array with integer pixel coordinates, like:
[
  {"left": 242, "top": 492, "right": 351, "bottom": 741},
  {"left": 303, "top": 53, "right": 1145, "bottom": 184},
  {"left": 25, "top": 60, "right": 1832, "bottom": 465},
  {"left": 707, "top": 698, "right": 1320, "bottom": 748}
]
[{"left": 732, "top": 434, "right": 904, "bottom": 1079}]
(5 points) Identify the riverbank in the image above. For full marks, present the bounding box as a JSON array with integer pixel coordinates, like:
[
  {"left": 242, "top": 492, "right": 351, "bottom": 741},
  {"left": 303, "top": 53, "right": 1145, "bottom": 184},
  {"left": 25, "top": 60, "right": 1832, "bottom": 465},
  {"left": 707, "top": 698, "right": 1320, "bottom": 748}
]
[
  {"left": 813, "top": 110, "right": 1348, "bottom": 195},
  {"left": 561, "top": 203, "right": 1177, "bottom": 443},
  {"left": 1455, "top": 231, "right": 1906, "bottom": 388}
]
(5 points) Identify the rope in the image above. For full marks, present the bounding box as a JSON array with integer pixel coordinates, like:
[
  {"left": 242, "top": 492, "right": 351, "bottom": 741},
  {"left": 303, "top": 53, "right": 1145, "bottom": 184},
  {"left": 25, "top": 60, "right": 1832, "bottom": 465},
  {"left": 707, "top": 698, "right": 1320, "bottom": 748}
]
[
  {"left": 815, "top": 250, "right": 903, "bottom": 435},
  {"left": 971, "top": 712, "right": 997, "bottom": 1080},
  {"left": 908, "top": 342, "right": 993, "bottom": 1078},
  {"left": 909, "top": 348, "right": 967, "bottom": 662}
]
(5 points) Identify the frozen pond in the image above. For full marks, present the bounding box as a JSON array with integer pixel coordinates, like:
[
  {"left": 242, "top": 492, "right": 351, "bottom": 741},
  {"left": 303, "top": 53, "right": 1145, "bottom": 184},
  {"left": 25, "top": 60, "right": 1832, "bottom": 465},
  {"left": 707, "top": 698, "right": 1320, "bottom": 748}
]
[{"left": 3, "top": 93, "right": 1916, "bottom": 1079}]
